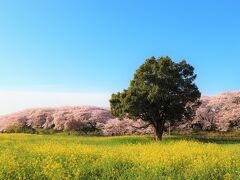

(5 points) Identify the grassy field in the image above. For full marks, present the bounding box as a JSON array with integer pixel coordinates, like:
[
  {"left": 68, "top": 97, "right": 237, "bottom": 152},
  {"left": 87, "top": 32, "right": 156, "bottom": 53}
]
[{"left": 0, "top": 134, "right": 240, "bottom": 179}]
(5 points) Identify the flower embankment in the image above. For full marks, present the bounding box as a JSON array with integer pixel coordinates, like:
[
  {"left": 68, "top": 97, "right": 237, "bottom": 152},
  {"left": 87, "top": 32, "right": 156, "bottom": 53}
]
[
  {"left": 0, "top": 106, "right": 153, "bottom": 135},
  {"left": 192, "top": 92, "right": 240, "bottom": 131},
  {"left": 0, "top": 91, "right": 240, "bottom": 135}
]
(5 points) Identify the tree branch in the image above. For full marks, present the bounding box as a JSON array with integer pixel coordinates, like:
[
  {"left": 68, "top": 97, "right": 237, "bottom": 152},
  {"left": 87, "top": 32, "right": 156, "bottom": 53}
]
[{"left": 130, "top": 122, "right": 152, "bottom": 129}]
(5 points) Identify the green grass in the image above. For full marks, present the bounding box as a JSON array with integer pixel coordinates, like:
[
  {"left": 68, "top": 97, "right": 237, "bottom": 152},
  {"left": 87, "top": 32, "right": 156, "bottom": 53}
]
[{"left": 0, "top": 134, "right": 240, "bottom": 179}]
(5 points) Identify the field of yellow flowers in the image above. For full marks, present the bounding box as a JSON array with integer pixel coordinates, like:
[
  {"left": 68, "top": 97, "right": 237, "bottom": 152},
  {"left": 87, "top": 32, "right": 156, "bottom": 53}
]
[{"left": 0, "top": 134, "right": 239, "bottom": 179}]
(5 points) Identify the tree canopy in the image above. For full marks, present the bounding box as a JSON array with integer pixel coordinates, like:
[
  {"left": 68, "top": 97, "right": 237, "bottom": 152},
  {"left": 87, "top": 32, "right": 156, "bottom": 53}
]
[{"left": 110, "top": 56, "right": 201, "bottom": 140}]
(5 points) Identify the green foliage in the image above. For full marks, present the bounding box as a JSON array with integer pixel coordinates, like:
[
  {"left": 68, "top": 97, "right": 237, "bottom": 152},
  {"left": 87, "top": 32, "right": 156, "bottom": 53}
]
[
  {"left": 3, "top": 125, "right": 18, "bottom": 133},
  {"left": 3, "top": 126, "right": 102, "bottom": 136},
  {"left": 110, "top": 56, "right": 201, "bottom": 140},
  {"left": 61, "top": 128, "right": 102, "bottom": 136},
  {"left": 4, "top": 125, "right": 34, "bottom": 134},
  {"left": 35, "top": 128, "right": 61, "bottom": 134}
]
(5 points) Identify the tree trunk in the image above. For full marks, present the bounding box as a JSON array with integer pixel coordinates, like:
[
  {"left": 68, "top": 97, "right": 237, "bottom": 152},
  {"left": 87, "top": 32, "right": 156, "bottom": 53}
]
[{"left": 154, "top": 121, "right": 164, "bottom": 141}]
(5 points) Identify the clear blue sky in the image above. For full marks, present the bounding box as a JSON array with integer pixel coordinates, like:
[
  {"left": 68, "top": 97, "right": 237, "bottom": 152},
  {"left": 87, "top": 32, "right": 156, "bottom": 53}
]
[{"left": 0, "top": 0, "right": 240, "bottom": 100}]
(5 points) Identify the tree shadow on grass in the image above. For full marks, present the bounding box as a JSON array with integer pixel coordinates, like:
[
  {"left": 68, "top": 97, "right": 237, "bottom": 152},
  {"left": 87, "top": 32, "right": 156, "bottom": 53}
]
[
  {"left": 107, "top": 135, "right": 240, "bottom": 145},
  {"left": 166, "top": 135, "right": 240, "bottom": 144},
  {"left": 190, "top": 136, "right": 240, "bottom": 144}
]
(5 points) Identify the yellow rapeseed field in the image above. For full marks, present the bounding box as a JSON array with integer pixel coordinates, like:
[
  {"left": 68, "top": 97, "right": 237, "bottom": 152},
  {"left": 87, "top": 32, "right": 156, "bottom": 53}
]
[{"left": 0, "top": 134, "right": 239, "bottom": 179}]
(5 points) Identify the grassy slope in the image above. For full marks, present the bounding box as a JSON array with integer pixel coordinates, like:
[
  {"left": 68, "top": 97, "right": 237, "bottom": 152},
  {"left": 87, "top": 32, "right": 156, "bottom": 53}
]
[{"left": 0, "top": 134, "right": 240, "bottom": 179}]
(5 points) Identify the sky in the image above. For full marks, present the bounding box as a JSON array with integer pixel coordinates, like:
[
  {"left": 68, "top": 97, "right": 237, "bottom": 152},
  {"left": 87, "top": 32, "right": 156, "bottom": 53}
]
[{"left": 0, "top": 0, "right": 240, "bottom": 115}]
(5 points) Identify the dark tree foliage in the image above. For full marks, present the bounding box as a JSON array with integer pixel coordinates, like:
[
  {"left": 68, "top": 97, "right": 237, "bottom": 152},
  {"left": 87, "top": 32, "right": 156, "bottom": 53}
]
[
  {"left": 110, "top": 56, "right": 201, "bottom": 140},
  {"left": 67, "top": 120, "right": 97, "bottom": 134}
]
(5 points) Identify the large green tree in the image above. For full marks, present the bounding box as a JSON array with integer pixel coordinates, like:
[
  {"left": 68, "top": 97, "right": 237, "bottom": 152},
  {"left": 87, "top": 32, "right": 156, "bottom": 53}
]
[{"left": 110, "top": 56, "right": 201, "bottom": 140}]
